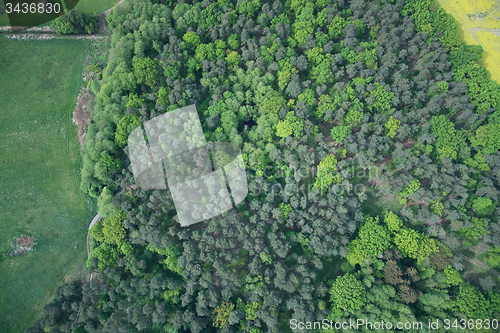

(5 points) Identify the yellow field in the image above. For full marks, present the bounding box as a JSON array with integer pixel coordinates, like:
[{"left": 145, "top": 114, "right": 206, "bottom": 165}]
[{"left": 436, "top": 0, "right": 500, "bottom": 84}]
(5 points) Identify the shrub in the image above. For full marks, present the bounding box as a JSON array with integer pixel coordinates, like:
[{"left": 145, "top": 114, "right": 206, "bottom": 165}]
[{"left": 52, "top": 9, "right": 97, "bottom": 35}]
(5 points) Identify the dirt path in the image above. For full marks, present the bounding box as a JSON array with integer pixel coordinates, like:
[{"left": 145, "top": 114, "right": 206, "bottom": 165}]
[
  {"left": 452, "top": 249, "right": 500, "bottom": 278},
  {"left": 87, "top": 213, "right": 100, "bottom": 258},
  {"left": 87, "top": 213, "right": 101, "bottom": 283},
  {"left": 103, "top": 0, "right": 124, "bottom": 16},
  {"left": 4, "top": 33, "right": 109, "bottom": 40}
]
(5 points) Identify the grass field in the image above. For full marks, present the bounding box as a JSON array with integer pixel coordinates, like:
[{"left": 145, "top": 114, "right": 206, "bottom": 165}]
[
  {"left": 0, "top": 0, "right": 9, "bottom": 27},
  {"left": 436, "top": 0, "right": 500, "bottom": 83},
  {"left": 0, "top": 36, "right": 95, "bottom": 333},
  {"left": 75, "top": 0, "right": 121, "bottom": 14}
]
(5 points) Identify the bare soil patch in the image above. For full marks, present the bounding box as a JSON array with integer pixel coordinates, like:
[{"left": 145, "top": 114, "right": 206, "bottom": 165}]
[
  {"left": 8, "top": 235, "right": 36, "bottom": 257},
  {"left": 72, "top": 91, "right": 94, "bottom": 147},
  {"left": 403, "top": 138, "right": 415, "bottom": 148}
]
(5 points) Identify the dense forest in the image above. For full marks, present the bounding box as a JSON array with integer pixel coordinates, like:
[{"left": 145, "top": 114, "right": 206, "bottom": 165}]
[{"left": 28, "top": 0, "right": 500, "bottom": 332}]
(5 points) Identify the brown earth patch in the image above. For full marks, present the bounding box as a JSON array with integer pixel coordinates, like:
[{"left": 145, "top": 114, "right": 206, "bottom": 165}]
[
  {"left": 381, "top": 194, "right": 395, "bottom": 203},
  {"left": 72, "top": 91, "right": 94, "bottom": 147},
  {"left": 369, "top": 178, "right": 382, "bottom": 188},
  {"left": 414, "top": 199, "right": 429, "bottom": 207},
  {"left": 403, "top": 138, "right": 415, "bottom": 148}
]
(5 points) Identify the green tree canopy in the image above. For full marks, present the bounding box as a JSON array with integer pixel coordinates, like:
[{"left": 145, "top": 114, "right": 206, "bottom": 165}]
[
  {"left": 91, "top": 243, "right": 120, "bottom": 270},
  {"left": 115, "top": 115, "right": 142, "bottom": 147},
  {"left": 97, "top": 186, "right": 118, "bottom": 218},
  {"left": 275, "top": 111, "right": 304, "bottom": 138},
  {"left": 472, "top": 197, "right": 492, "bottom": 213},
  {"left": 385, "top": 116, "right": 400, "bottom": 139},
  {"left": 330, "top": 125, "right": 352, "bottom": 143},
  {"left": 399, "top": 179, "right": 420, "bottom": 197},
  {"left": 101, "top": 211, "right": 127, "bottom": 246},
  {"left": 329, "top": 273, "right": 366, "bottom": 313},
  {"left": 393, "top": 227, "right": 439, "bottom": 264},
  {"left": 444, "top": 265, "right": 462, "bottom": 286},
  {"left": 133, "top": 57, "right": 158, "bottom": 87},
  {"left": 384, "top": 211, "right": 403, "bottom": 233},
  {"left": 455, "top": 282, "right": 492, "bottom": 319},
  {"left": 357, "top": 216, "right": 390, "bottom": 256},
  {"left": 213, "top": 301, "right": 235, "bottom": 329},
  {"left": 347, "top": 215, "right": 391, "bottom": 266},
  {"left": 430, "top": 115, "right": 467, "bottom": 160},
  {"left": 182, "top": 31, "right": 201, "bottom": 50},
  {"left": 313, "top": 154, "right": 340, "bottom": 193},
  {"left": 52, "top": 9, "right": 96, "bottom": 35}
]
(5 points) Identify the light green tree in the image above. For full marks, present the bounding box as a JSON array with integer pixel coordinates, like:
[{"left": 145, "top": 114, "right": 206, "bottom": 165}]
[
  {"left": 244, "top": 302, "right": 261, "bottom": 321},
  {"left": 399, "top": 179, "right": 420, "bottom": 197},
  {"left": 384, "top": 211, "right": 403, "bottom": 233},
  {"left": 444, "top": 265, "right": 462, "bottom": 286},
  {"left": 115, "top": 115, "right": 142, "bottom": 147},
  {"left": 126, "top": 93, "right": 144, "bottom": 108},
  {"left": 330, "top": 126, "right": 352, "bottom": 143},
  {"left": 89, "top": 222, "right": 105, "bottom": 243},
  {"left": 213, "top": 301, "right": 235, "bottom": 329},
  {"left": 275, "top": 112, "right": 303, "bottom": 138},
  {"left": 458, "top": 217, "right": 488, "bottom": 240},
  {"left": 328, "top": 15, "right": 347, "bottom": 39},
  {"left": 385, "top": 116, "right": 400, "bottom": 139},
  {"left": 347, "top": 215, "right": 391, "bottom": 266},
  {"left": 456, "top": 282, "right": 492, "bottom": 319},
  {"left": 472, "top": 197, "right": 492, "bottom": 213},
  {"left": 393, "top": 227, "right": 438, "bottom": 264},
  {"left": 329, "top": 273, "right": 366, "bottom": 312},
  {"left": 133, "top": 57, "right": 158, "bottom": 87},
  {"left": 91, "top": 243, "right": 120, "bottom": 270},
  {"left": 367, "top": 83, "right": 394, "bottom": 115},
  {"left": 279, "top": 203, "right": 292, "bottom": 219},
  {"left": 260, "top": 252, "right": 273, "bottom": 265},
  {"left": 101, "top": 211, "right": 127, "bottom": 246},
  {"left": 157, "top": 87, "right": 169, "bottom": 105},
  {"left": 225, "top": 51, "right": 241, "bottom": 65},
  {"left": 182, "top": 31, "right": 201, "bottom": 50},
  {"left": 227, "top": 34, "right": 240, "bottom": 50},
  {"left": 313, "top": 154, "right": 339, "bottom": 193}
]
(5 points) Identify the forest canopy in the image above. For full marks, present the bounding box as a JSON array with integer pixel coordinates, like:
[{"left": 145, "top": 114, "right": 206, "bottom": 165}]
[{"left": 29, "top": 0, "right": 500, "bottom": 332}]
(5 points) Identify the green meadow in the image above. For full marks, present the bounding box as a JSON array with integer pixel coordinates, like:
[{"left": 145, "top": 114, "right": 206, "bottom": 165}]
[
  {"left": 0, "top": 0, "right": 9, "bottom": 26},
  {"left": 75, "top": 0, "right": 121, "bottom": 14},
  {"left": 0, "top": 37, "right": 94, "bottom": 333}
]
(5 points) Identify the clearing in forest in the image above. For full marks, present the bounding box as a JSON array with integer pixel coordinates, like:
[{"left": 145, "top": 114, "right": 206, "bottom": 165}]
[
  {"left": 436, "top": 0, "right": 500, "bottom": 83},
  {"left": 0, "top": 37, "right": 94, "bottom": 333}
]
